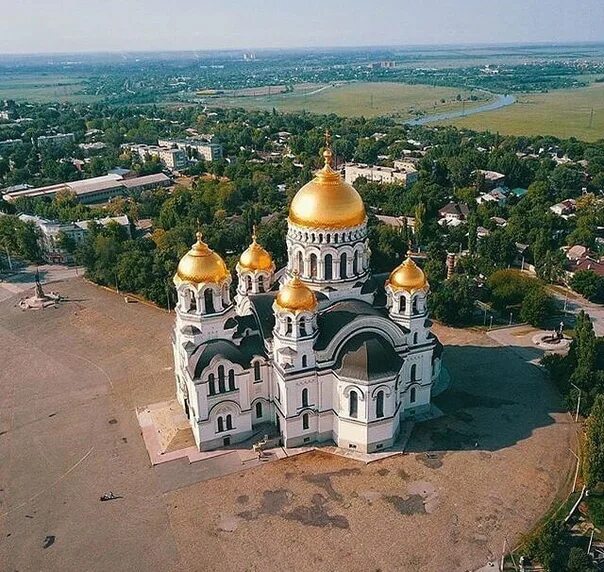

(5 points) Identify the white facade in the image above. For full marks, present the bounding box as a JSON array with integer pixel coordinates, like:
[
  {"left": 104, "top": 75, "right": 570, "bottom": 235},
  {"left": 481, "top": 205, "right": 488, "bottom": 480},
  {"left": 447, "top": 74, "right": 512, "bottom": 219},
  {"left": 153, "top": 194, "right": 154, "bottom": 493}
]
[
  {"left": 172, "top": 163, "right": 441, "bottom": 454},
  {"left": 344, "top": 163, "right": 418, "bottom": 188}
]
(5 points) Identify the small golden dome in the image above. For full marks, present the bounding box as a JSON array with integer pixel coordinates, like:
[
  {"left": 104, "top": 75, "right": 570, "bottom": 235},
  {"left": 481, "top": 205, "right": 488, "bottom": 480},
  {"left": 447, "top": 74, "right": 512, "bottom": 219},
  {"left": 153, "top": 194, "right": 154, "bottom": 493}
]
[
  {"left": 239, "top": 230, "right": 274, "bottom": 271},
  {"left": 175, "top": 232, "right": 229, "bottom": 284},
  {"left": 275, "top": 273, "right": 317, "bottom": 313},
  {"left": 388, "top": 254, "right": 429, "bottom": 292},
  {"left": 288, "top": 146, "right": 366, "bottom": 229}
]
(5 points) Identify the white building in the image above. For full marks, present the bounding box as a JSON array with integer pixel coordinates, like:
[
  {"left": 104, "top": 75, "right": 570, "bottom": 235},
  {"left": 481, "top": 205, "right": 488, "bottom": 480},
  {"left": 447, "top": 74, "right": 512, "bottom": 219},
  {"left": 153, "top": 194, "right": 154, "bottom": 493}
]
[
  {"left": 171, "top": 146, "right": 442, "bottom": 453},
  {"left": 17, "top": 214, "right": 131, "bottom": 263},
  {"left": 344, "top": 162, "right": 418, "bottom": 188},
  {"left": 158, "top": 138, "right": 223, "bottom": 162},
  {"left": 158, "top": 147, "right": 188, "bottom": 171},
  {"left": 37, "top": 133, "right": 75, "bottom": 148}
]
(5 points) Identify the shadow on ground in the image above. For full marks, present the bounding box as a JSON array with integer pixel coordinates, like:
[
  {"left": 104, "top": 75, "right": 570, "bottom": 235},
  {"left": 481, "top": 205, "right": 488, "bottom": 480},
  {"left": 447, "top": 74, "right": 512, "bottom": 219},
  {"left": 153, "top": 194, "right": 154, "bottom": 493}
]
[{"left": 408, "top": 343, "right": 565, "bottom": 454}]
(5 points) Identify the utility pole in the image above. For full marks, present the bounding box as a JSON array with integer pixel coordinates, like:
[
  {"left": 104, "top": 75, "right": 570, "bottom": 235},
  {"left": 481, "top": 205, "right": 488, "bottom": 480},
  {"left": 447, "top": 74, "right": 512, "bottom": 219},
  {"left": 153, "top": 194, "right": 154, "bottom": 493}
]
[
  {"left": 589, "top": 108, "right": 594, "bottom": 129},
  {"left": 166, "top": 284, "right": 171, "bottom": 314}
]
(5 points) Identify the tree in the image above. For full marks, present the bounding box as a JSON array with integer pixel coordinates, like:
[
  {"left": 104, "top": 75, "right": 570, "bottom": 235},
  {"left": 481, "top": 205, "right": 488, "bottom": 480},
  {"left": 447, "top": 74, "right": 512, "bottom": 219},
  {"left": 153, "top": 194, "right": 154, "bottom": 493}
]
[
  {"left": 584, "top": 395, "right": 604, "bottom": 487},
  {"left": 520, "top": 286, "right": 553, "bottom": 327},
  {"left": 566, "top": 547, "right": 596, "bottom": 572},
  {"left": 527, "top": 520, "right": 570, "bottom": 572},
  {"left": 430, "top": 275, "right": 477, "bottom": 326},
  {"left": 570, "top": 270, "right": 604, "bottom": 302}
]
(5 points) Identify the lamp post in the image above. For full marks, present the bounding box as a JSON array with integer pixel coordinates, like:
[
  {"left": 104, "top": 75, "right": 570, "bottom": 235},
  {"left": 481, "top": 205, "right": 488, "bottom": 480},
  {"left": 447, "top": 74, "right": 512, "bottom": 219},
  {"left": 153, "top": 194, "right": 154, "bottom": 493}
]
[
  {"left": 570, "top": 382, "right": 582, "bottom": 422},
  {"left": 569, "top": 447, "right": 580, "bottom": 492}
]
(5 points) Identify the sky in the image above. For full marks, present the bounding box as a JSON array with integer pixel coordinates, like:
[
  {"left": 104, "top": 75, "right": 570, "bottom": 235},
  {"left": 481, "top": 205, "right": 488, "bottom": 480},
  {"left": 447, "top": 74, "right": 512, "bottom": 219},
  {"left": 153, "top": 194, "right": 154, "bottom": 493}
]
[{"left": 1, "top": 0, "right": 603, "bottom": 54}]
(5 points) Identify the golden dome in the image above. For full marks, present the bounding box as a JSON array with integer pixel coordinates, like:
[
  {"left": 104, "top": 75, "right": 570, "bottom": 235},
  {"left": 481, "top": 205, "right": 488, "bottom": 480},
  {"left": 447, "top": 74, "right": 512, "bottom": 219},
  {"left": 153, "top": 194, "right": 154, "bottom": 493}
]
[
  {"left": 175, "top": 232, "right": 229, "bottom": 284},
  {"left": 238, "top": 230, "right": 274, "bottom": 271},
  {"left": 388, "top": 254, "right": 429, "bottom": 292},
  {"left": 275, "top": 273, "right": 317, "bottom": 313},
  {"left": 289, "top": 148, "right": 366, "bottom": 229}
]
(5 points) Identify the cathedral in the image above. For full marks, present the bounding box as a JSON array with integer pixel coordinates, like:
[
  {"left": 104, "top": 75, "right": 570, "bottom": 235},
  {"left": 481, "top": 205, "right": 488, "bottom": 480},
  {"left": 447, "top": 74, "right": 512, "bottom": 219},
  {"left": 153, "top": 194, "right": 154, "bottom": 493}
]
[{"left": 172, "top": 143, "right": 442, "bottom": 453}]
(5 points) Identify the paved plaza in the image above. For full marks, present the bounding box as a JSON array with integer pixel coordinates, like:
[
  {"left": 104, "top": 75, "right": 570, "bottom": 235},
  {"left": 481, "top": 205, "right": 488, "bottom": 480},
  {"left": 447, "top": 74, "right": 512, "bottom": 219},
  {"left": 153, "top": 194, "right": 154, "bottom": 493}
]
[{"left": 0, "top": 276, "right": 576, "bottom": 571}]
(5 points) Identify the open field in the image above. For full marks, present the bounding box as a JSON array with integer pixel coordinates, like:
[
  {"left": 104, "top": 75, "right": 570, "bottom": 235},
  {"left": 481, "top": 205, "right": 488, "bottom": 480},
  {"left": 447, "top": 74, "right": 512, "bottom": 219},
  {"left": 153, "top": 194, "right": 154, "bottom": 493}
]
[
  {"left": 440, "top": 83, "right": 604, "bottom": 141},
  {"left": 205, "top": 81, "right": 491, "bottom": 119},
  {"left": 0, "top": 74, "right": 98, "bottom": 103},
  {"left": 0, "top": 272, "right": 576, "bottom": 572}
]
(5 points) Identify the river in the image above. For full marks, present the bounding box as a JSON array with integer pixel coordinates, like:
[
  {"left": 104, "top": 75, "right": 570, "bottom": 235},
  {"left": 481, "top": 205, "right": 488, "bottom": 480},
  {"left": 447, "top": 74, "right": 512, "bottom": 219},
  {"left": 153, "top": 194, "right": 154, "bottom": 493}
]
[{"left": 404, "top": 92, "right": 516, "bottom": 126}]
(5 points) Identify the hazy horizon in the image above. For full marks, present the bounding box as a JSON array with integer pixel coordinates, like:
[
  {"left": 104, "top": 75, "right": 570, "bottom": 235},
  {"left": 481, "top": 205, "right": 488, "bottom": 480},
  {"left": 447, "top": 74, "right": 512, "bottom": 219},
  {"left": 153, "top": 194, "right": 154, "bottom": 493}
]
[{"left": 1, "top": 0, "right": 603, "bottom": 55}]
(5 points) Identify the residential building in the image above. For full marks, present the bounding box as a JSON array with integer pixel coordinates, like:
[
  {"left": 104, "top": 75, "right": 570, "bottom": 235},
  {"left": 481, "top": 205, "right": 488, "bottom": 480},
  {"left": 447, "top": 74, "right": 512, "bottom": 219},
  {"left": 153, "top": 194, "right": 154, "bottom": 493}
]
[
  {"left": 16, "top": 214, "right": 130, "bottom": 264},
  {"left": 37, "top": 133, "right": 75, "bottom": 148},
  {"left": 438, "top": 202, "right": 470, "bottom": 226},
  {"left": 344, "top": 163, "right": 418, "bottom": 188},
  {"left": 0, "top": 139, "right": 23, "bottom": 153},
  {"left": 550, "top": 199, "right": 576, "bottom": 218},
  {"left": 474, "top": 169, "right": 506, "bottom": 189},
  {"left": 158, "top": 138, "right": 223, "bottom": 162},
  {"left": 159, "top": 147, "right": 188, "bottom": 171}
]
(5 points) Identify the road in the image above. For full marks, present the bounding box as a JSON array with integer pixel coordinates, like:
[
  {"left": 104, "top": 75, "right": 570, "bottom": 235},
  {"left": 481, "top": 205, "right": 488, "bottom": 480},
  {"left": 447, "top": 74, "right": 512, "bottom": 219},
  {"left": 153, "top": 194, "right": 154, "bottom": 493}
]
[{"left": 549, "top": 285, "right": 604, "bottom": 336}]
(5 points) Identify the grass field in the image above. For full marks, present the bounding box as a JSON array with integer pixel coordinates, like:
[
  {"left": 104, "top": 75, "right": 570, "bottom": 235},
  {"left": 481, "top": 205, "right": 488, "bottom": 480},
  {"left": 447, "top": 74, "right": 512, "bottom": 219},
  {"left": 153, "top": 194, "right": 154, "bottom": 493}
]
[
  {"left": 441, "top": 83, "right": 604, "bottom": 142},
  {"left": 0, "top": 74, "right": 98, "bottom": 103},
  {"left": 206, "top": 81, "right": 490, "bottom": 119}
]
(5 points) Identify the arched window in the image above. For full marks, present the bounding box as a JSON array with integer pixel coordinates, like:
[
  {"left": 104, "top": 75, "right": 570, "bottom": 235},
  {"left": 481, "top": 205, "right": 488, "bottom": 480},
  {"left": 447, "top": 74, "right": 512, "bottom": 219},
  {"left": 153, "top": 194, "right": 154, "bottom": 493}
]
[
  {"left": 222, "top": 284, "right": 229, "bottom": 306},
  {"left": 310, "top": 253, "right": 318, "bottom": 278},
  {"left": 326, "top": 234, "right": 330, "bottom": 244},
  {"left": 324, "top": 253, "right": 333, "bottom": 280},
  {"left": 217, "top": 417, "right": 224, "bottom": 432},
  {"left": 218, "top": 365, "right": 226, "bottom": 393},
  {"left": 226, "top": 414, "right": 233, "bottom": 430},
  {"left": 228, "top": 369, "right": 236, "bottom": 391},
  {"left": 334, "top": 234, "right": 339, "bottom": 244},
  {"left": 349, "top": 390, "right": 359, "bottom": 418},
  {"left": 285, "top": 316, "right": 293, "bottom": 335},
  {"left": 254, "top": 361, "right": 261, "bottom": 381},
  {"left": 319, "top": 233, "right": 323, "bottom": 243},
  {"left": 399, "top": 296, "right": 406, "bottom": 313},
  {"left": 204, "top": 288, "right": 215, "bottom": 313},
  {"left": 340, "top": 252, "right": 347, "bottom": 278},
  {"left": 410, "top": 387, "right": 417, "bottom": 404},
  {"left": 410, "top": 364, "right": 417, "bottom": 382},
  {"left": 303, "top": 413, "right": 309, "bottom": 430},
  {"left": 208, "top": 373, "right": 216, "bottom": 396},
  {"left": 302, "top": 388, "right": 309, "bottom": 408},
  {"left": 376, "top": 391, "right": 384, "bottom": 418},
  {"left": 302, "top": 355, "right": 308, "bottom": 368},
  {"left": 255, "top": 401, "right": 263, "bottom": 418},
  {"left": 258, "top": 275, "right": 265, "bottom": 293},
  {"left": 412, "top": 296, "right": 418, "bottom": 315},
  {"left": 299, "top": 317, "right": 307, "bottom": 337},
  {"left": 246, "top": 275, "right": 252, "bottom": 290},
  {"left": 353, "top": 251, "right": 360, "bottom": 275},
  {"left": 296, "top": 251, "right": 303, "bottom": 274},
  {"left": 413, "top": 332, "right": 418, "bottom": 345},
  {"left": 189, "top": 291, "right": 197, "bottom": 312}
]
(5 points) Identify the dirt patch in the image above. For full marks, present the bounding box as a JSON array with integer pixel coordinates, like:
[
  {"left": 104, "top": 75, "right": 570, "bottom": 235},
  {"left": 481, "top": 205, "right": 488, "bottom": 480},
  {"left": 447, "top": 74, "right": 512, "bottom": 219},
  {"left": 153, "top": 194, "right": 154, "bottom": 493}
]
[
  {"left": 301, "top": 468, "right": 361, "bottom": 501},
  {"left": 385, "top": 494, "right": 427, "bottom": 516},
  {"left": 283, "top": 494, "right": 349, "bottom": 529}
]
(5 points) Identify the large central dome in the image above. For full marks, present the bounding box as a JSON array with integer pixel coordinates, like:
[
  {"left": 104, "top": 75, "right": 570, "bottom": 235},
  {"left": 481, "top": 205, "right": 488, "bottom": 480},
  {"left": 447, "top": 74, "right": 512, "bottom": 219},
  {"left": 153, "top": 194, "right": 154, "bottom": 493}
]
[{"left": 289, "top": 149, "right": 366, "bottom": 229}]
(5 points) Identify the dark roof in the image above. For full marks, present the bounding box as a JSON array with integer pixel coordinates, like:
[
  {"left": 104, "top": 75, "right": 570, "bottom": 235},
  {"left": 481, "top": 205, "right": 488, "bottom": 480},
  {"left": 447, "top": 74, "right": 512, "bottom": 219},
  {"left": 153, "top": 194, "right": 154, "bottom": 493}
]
[
  {"left": 315, "top": 299, "right": 387, "bottom": 351},
  {"left": 438, "top": 202, "right": 469, "bottom": 218},
  {"left": 335, "top": 333, "right": 401, "bottom": 381},
  {"left": 249, "top": 292, "right": 277, "bottom": 340},
  {"left": 187, "top": 335, "right": 265, "bottom": 379}
]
